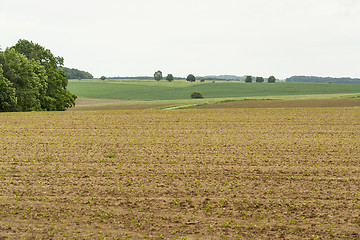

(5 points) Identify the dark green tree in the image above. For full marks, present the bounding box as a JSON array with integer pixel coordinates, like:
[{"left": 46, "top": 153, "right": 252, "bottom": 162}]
[
  {"left": 62, "top": 67, "right": 93, "bottom": 79},
  {"left": 268, "top": 76, "right": 276, "bottom": 83},
  {"left": 13, "top": 39, "right": 76, "bottom": 111},
  {"left": 154, "top": 70, "right": 162, "bottom": 81},
  {"left": 100, "top": 76, "right": 106, "bottom": 81},
  {"left": 256, "top": 76, "right": 264, "bottom": 83},
  {"left": 186, "top": 74, "right": 196, "bottom": 82},
  {"left": 166, "top": 74, "right": 174, "bottom": 82},
  {"left": 190, "top": 91, "right": 204, "bottom": 99},
  {"left": 0, "top": 48, "right": 43, "bottom": 111},
  {"left": 0, "top": 64, "right": 17, "bottom": 112},
  {"left": 245, "top": 75, "right": 252, "bottom": 83}
]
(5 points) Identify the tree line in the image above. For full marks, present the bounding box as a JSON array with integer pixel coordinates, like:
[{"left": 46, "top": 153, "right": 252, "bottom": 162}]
[
  {"left": 62, "top": 67, "right": 93, "bottom": 80},
  {"left": 154, "top": 71, "right": 276, "bottom": 83},
  {"left": 245, "top": 75, "right": 276, "bottom": 83},
  {"left": 286, "top": 76, "right": 360, "bottom": 83},
  {"left": 154, "top": 70, "right": 198, "bottom": 82},
  {"left": 0, "top": 40, "right": 77, "bottom": 112}
]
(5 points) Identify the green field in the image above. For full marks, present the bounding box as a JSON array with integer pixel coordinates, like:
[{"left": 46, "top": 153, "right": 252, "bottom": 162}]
[{"left": 67, "top": 79, "right": 360, "bottom": 101}]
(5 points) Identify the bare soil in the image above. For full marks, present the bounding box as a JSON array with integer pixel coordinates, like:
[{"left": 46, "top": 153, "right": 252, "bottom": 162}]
[
  {"left": 0, "top": 108, "right": 359, "bottom": 239},
  {"left": 68, "top": 98, "right": 171, "bottom": 111}
]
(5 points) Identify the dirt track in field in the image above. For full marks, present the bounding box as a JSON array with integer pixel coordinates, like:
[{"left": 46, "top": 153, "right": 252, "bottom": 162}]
[
  {"left": 0, "top": 108, "right": 359, "bottom": 239},
  {"left": 194, "top": 98, "right": 360, "bottom": 109}
]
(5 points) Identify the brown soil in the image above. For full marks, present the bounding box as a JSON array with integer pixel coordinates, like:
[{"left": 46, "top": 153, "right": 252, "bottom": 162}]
[
  {"left": 194, "top": 98, "right": 360, "bottom": 109},
  {"left": 0, "top": 108, "right": 359, "bottom": 239},
  {"left": 68, "top": 98, "right": 170, "bottom": 111}
]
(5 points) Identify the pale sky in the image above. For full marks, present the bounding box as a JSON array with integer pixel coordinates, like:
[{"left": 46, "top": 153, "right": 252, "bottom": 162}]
[{"left": 1, "top": 0, "right": 360, "bottom": 79}]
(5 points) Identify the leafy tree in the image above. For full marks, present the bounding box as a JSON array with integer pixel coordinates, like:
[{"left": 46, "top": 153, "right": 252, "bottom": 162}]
[
  {"left": 186, "top": 74, "right": 196, "bottom": 82},
  {"left": 268, "top": 76, "right": 276, "bottom": 83},
  {"left": 0, "top": 48, "right": 43, "bottom": 111},
  {"left": 256, "top": 76, "right": 264, "bottom": 83},
  {"left": 154, "top": 70, "right": 162, "bottom": 81},
  {"left": 190, "top": 91, "right": 204, "bottom": 99},
  {"left": 100, "top": 76, "right": 106, "bottom": 81},
  {"left": 0, "top": 64, "right": 17, "bottom": 112},
  {"left": 200, "top": 78, "right": 205, "bottom": 82},
  {"left": 166, "top": 74, "right": 174, "bottom": 82},
  {"left": 245, "top": 75, "right": 252, "bottom": 83},
  {"left": 13, "top": 39, "right": 76, "bottom": 111}
]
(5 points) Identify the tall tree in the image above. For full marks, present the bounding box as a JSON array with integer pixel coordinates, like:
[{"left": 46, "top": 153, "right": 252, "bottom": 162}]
[
  {"left": 154, "top": 70, "right": 162, "bottom": 81},
  {"left": 13, "top": 39, "right": 76, "bottom": 111}
]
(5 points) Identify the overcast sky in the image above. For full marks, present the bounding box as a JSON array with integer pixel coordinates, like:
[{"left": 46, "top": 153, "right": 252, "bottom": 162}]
[{"left": 1, "top": 0, "right": 360, "bottom": 79}]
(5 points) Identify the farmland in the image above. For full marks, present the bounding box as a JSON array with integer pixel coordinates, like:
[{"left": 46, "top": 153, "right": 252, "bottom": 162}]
[
  {"left": 67, "top": 79, "right": 360, "bottom": 101},
  {"left": 1, "top": 108, "right": 359, "bottom": 239}
]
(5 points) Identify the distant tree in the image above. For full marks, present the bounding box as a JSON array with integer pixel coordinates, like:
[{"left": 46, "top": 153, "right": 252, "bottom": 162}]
[
  {"left": 268, "top": 76, "right": 276, "bottom": 83},
  {"left": 62, "top": 67, "right": 93, "bottom": 79},
  {"left": 245, "top": 75, "right": 253, "bottom": 83},
  {"left": 256, "top": 77, "right": 264, "bottom": 83},
  {"left": 100, "top": 76, "right": 106, "bottom": 81},
  {"left": 200, "top": 78, "right": 205, "bottom": 82},
  {"left": 190, "top": 91, "right": 204, "bottom": 99},
  {"left": 154, "top": 70, "right": 162, "bottom": 81},
  {"left": 186, "top": 74, "right": 196, "bottom": 82},
  {"left": 166, "top": 74, "right": 174, "bottom": 82}
]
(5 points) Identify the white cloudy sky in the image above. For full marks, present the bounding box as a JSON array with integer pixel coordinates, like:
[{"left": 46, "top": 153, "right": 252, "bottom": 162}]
[{"left": 1, "top": 0, "right": 360, "bottom": 79}]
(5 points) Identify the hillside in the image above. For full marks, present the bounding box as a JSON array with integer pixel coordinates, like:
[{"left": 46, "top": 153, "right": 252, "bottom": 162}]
[{"left": 67, "top": 79, "right": 360, "bottom": 101}]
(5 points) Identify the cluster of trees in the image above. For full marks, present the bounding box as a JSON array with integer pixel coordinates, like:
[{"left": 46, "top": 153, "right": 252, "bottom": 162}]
[
  {"left": 0, "top": 40, "right": 77, "bottom": 112},
  {"left": 153, "top": 71, "right": 276, "bottom": 83},
  {"left": 154, "top": 70, "right": 197, "bottom": 82},
  {"left": 154, "top": 70, "right": 175, "bottom": 82},
  {"left": 286, "top": 76, "right": 360, "bottom": 83},
  {"left": 245, "top": 76, "right": 276, "bottom": 83},
  {"left": 62, "top": 67, "right": 93, "bottom": 80}
]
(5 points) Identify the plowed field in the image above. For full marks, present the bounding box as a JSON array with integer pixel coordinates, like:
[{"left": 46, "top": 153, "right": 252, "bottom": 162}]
[
  {"left": 194, "top": 98, "right": 360, "bottom": 109},
  {"left": 0, "top": 108, "right": 359, "bottom": 239}
]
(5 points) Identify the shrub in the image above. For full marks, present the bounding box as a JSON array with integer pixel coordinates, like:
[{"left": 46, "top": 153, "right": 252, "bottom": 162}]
[{"left": 190, "top": 92, "right": 204, "bottom": 99}]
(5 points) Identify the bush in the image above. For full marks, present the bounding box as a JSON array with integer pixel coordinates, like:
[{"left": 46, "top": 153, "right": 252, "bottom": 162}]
[{"left": 190, "top": 91, "right": 204, "bottom": 99}]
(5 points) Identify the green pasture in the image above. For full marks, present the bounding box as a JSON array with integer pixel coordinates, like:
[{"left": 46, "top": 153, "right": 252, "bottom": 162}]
[{"left": 67, "top": 79, "right": 360, "bottom": 101}]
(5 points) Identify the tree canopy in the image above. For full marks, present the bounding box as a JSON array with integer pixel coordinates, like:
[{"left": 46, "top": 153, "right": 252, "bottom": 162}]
[
  {"left": 0, "top": 39, "right": 77, "bottom": 112},
  {"left": 186, "top": 74, "right": 196, "bottom": 82},
  {"left": 256, "top": 77, "right": 264, "bottom": 83},
  {"left": 166, "top": 74, "right": 174, "bottom": 82},
  {"left": 245, "top": 75, "right": 253, "bottom": 83},
  {"left": 154, "top": 70, "right": 162, "bottom": 81},
  {"left": 62, "top": 67, "right": 93, "bottom": 79},
  {"left": 268, "top": 76, "right": 276, "bottom": 83}
]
